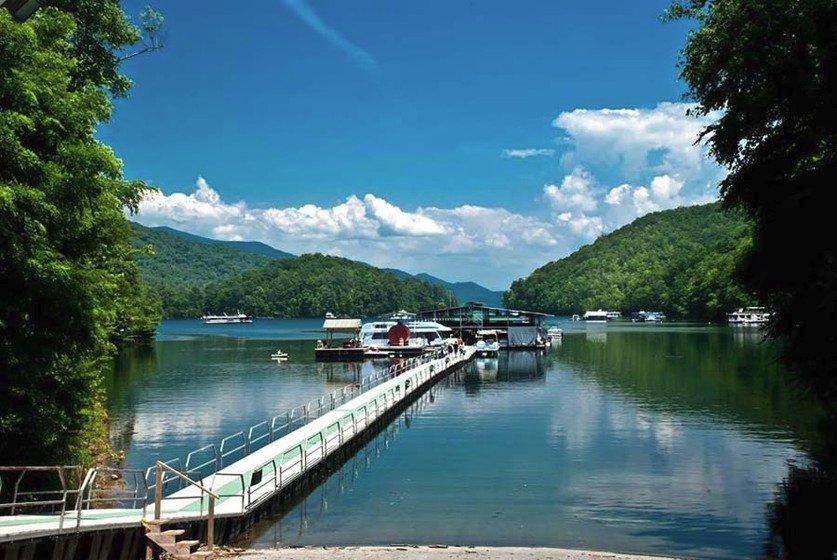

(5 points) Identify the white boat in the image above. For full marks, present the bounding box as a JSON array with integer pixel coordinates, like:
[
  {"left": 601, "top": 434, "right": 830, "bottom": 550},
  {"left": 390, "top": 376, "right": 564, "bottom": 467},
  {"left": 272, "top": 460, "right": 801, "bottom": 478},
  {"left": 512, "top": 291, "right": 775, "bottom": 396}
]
[
  {"left": 324, "top": 312, "right": 336, "bottom": 319},
  {"left": 546, "top": 326, "right": 563, "bottom": 341},
  {"left": 201, "top": 312, "right": 253, "bottom": 324},
  {"left": 631, "top": 311, "right": 665, "bottom": 323},
  {"left": 727, "top": 307, "right": 769, "bottom": 326},
  {"left": 606, "top": 311, "right": 622, "bottom": 320},
  {"left": 359, "top": 320, "right": 452, "bottom": 353},
  {"left": 571, "top": 314, "right": 581, "bottom": 321},
  {"left": 582, "top": 310, "right": 609, "bottom": 322},
  {"left": 475, "top": 329, "right": 500, "bottom": 357}
]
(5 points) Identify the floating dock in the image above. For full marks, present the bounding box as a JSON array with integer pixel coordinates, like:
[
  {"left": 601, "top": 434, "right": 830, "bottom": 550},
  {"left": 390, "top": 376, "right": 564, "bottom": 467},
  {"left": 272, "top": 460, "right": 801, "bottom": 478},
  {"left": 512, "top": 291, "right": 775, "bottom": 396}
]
[{"left": 0, "top": 345, "right": 476, "bottom": 557}]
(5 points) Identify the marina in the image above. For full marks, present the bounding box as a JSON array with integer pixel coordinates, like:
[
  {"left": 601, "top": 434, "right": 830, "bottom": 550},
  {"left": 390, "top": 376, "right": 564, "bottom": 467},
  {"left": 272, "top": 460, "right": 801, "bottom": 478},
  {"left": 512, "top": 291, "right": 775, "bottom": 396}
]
[
  {"left": 0, "top": 341, "right": 476, "bottom": 557},
  {"left": 0, "top": 318, "right": 824, "bottom": 559}
]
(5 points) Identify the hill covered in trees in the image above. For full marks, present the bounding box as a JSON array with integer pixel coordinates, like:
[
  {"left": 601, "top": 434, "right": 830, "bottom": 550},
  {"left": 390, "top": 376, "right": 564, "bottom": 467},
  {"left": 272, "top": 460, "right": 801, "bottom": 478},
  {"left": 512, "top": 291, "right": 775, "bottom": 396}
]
[
  {"left": 504, "top": 203, "right": 755, "bottom": 319},
  {"left": 202, "top": 254, "right": 453, "bottom": 318},
  {"left": 131, "top": 223, "right": 453, "bottom": 317},
  {"left": 131, "top": 222, "right": 284, "bottom": 288}
]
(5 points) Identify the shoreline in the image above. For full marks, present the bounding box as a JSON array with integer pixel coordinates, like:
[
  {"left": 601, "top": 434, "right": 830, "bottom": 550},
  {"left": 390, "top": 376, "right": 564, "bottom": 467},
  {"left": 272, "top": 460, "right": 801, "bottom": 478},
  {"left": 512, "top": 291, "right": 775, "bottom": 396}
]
[{"left": 223, "top": 546, "right": 680, "bottom": 560}]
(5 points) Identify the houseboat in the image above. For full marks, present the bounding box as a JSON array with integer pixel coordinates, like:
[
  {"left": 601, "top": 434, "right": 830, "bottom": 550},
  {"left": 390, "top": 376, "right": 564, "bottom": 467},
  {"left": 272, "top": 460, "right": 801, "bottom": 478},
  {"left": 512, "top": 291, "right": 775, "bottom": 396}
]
[
  {"left": 201, "top": 312, "right": 253, "bottom": 324},
  {"left": 728, "top": 307, "right": 769, "bottom": 326},
  {"left": 582, "top": 310, "right": 609, "bottom": 322}
]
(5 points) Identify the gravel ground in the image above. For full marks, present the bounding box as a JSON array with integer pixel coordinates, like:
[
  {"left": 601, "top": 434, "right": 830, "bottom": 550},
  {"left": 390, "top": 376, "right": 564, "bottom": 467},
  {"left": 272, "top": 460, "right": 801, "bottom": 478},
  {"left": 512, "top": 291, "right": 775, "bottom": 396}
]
[{"left": 223, "top": 546, "right": 679, "bottom": 560}]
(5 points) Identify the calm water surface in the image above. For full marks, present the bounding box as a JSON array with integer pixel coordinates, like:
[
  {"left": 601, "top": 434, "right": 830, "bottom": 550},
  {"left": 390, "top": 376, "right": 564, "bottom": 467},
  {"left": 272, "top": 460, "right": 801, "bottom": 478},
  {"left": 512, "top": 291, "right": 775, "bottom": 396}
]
[{"left": 105, "top": 319, "right": 826, "bottom": 559}]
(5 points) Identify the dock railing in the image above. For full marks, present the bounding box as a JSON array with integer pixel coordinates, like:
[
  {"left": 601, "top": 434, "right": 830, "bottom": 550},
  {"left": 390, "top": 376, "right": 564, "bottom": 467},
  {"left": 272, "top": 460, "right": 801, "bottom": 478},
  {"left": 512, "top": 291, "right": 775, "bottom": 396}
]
[
  {"left": 152, "top": 461, "right": 217, "bottom": 551},
  {"left": 0, "top": 466, "right": 147, "bottom": 531},
  {"left": 145, "top": 344, "right": 463, "bottom": 501}
]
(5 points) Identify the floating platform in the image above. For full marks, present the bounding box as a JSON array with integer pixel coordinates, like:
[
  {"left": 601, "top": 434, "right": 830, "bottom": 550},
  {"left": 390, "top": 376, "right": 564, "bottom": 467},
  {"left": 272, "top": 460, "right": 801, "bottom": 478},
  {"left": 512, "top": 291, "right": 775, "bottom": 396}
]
[
  {"left": 0, "top": 346, "right": 477, "bottom": 557},
  {"left": 314, "top": 347, "right": 367, "bottom": 362}
]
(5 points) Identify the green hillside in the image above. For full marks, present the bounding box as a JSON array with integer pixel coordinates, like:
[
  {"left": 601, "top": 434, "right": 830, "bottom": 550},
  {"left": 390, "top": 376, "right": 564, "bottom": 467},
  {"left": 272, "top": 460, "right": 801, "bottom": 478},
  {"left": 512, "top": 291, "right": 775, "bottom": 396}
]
[
  {"left": 504, "top": 203, "right": 755, "bottom": 319},
  {"left": 203, "top": 254, "right": 453, "bottom": 318},
  {"left": 131, "top": 222, "right": 277, "bottom": 288},
  {"left": 131, "top": 223, "right": 453, "bottom": 318}
]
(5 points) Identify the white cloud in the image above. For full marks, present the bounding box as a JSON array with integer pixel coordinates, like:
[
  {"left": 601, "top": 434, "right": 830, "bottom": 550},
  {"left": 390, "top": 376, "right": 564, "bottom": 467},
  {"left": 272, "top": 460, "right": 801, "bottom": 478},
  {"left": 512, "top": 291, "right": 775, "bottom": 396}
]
[
  {"left": 502, "top": 148, "right": 555, "bottom": 159},
  {"left": 632, "top": 186, "right": 659, "bottom": 215},
  {"left": 555, "top": 211, "right": 604, "bottom": 239},
  {"left": 649, "top": 174, "right": 683, "bottom": 200},
  {"left": 136, "top": 177, "right": 569, "bottom": 289},
  {"left": 553, "top": 102, "right": 722, "bottom": 185},
  {"left": 604, "top": 184, "right": 631, "bottom": 206},
  {"left": 543, "top": 167, "right": 598, "bottom": 212}
]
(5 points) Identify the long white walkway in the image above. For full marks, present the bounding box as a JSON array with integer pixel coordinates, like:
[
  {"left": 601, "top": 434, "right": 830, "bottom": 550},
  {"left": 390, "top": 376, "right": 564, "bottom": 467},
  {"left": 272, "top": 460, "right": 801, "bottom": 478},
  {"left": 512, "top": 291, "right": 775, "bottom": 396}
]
[{"left": 0, "top": 347, "right": 475, "bottom": 543}]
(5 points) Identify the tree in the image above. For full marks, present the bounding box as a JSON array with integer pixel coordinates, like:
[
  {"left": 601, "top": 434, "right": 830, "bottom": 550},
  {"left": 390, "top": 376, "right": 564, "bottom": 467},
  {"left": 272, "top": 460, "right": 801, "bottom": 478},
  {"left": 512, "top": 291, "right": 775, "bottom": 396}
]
[
  {"left": 668, "top": 0, "right": 837, "bottom": 404},
  {"left": 0, "top": 3, "right": 162, "bottom": 465}
]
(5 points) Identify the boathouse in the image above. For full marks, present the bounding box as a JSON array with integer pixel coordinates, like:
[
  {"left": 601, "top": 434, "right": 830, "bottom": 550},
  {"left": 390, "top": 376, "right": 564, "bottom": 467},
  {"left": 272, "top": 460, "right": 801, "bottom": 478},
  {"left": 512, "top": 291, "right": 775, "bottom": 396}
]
[{"left": 416, "top": 302, "right": 551, "bottom": 349}]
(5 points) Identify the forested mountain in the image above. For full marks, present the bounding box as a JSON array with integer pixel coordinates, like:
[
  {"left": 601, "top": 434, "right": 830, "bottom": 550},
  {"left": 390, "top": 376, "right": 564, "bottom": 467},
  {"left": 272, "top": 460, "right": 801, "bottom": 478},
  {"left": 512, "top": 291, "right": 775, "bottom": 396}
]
[
  {"left": 203, "top": 254, "right": 453, "bottom": 318},
  {"left": 131, "top": 223, "right": 452, "bottom": 318},
  {"left": 150, "top": 225, "right": 294, "bottom": 259},
  {"left": 382, "top": 269, "right": 504, "bottom": 307},
  {"left": 131, "top": 222, "right": 279, "bottom": 287},
  {"left": 504, "top": 203, "right": 755, "bottom": 319}
]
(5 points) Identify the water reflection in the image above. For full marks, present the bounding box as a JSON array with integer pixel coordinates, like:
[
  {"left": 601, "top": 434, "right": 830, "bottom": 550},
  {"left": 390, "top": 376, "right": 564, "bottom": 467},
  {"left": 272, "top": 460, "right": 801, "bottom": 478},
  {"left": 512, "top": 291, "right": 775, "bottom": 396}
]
[
  {"left": 105, "top": 321, "right": 831, "bottom": 558},
  {"left": 106, "top": 337, "right": 387, "bottom": 471}
]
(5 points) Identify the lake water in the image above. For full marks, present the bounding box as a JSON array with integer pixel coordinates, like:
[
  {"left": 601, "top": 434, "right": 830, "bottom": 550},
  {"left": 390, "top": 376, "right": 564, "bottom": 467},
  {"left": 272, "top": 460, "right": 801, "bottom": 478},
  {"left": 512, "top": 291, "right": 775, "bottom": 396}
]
[{"left": 105, "top": 319, "right": 827, "bottom": 559}]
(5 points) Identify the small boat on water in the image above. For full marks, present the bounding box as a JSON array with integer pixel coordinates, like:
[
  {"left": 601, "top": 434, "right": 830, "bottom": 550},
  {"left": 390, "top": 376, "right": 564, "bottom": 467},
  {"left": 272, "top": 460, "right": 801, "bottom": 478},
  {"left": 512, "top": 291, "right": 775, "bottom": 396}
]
[
  {"left": 270, "top": 349, "right": 289, "bottom": 360},
  {"left": 606, "top": 311, "right": 622, "bottom": 320},
  {"left": 324, "top": 312, "right": 336, "bottom": 319},
  {"left": 727, "top": 307, "right": 769, "bottom": 326},
  {"left": 201, "top": 312, "right": 253, "bottom": 324},
  {"left": 582, "top": 310, "right": 609, "bottom": 322},
  {"left": 631, "top": 310, "right": 665, "bottom": 323},
  {"left": 475, "top": 330, "right": 500, "bottom": 357},
  {"left": 546, "top": 326, "right": 563, "bottom": 341},
  {"left": 571, "top": 314, "right": 581, "bottom": 321}
]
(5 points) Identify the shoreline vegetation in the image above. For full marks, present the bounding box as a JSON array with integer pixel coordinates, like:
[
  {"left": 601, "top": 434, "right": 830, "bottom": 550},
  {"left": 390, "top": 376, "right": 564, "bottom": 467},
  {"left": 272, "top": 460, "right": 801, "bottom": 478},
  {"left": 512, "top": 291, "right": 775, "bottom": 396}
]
[
  {"left": 505, "top": 203, "right": 754, "bottom": 320},
  {"left": 0, "top": 4, "right": 163, "bottom": 468}
]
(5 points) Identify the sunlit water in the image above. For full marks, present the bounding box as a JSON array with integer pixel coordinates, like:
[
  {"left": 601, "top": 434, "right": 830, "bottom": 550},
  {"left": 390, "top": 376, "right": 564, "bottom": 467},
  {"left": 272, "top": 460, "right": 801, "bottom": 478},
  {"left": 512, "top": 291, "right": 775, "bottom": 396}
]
[{"left": 105, "top": 319, "right": 826, "bottom": 559}]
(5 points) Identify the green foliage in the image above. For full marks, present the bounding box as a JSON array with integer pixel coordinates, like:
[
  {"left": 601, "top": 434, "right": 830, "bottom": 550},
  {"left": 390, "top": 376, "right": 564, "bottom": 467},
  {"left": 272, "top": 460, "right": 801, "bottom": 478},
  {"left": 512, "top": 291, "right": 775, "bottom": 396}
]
[
  {"left": 669, "top": 0, "right": 837, "bottom": 404},
  {"left": 201, "top": 254, "right": 453, "bottom": 318},
  {"left": 504, "top": 203, "right": 753, "bottom": 319},
  {"left": 0, "top": 4, "right": 159, "bottom": 465},
  {"left": 130, "top": 222, "right": 273, "bottom": 317}
]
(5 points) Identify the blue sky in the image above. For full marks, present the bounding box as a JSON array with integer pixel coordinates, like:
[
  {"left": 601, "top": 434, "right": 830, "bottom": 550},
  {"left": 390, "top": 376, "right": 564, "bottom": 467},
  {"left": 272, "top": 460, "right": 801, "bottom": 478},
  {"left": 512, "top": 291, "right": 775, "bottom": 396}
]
[{"left": 113, "top": 0, "right": 723, "bottom": 289}]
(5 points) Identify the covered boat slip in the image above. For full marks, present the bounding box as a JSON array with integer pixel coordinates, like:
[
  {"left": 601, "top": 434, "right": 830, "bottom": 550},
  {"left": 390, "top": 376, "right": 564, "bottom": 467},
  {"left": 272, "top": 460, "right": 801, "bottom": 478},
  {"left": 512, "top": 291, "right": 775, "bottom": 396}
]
[
  {"left": 0, "top": 346, "right": 476, "bottom": 544},
  {"left": 315, "top": 318, "right": 365, "bottom": 361},
  {"left": 416, "top": 303, "right": 552, "bottom": 349}
]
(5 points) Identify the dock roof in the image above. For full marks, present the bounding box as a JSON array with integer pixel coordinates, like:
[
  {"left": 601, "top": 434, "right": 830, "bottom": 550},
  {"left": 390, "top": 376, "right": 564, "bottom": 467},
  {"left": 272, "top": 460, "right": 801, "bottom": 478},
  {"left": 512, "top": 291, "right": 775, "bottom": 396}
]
[{"left": 322, "top": 318, "right": 362, "bottom": 331}]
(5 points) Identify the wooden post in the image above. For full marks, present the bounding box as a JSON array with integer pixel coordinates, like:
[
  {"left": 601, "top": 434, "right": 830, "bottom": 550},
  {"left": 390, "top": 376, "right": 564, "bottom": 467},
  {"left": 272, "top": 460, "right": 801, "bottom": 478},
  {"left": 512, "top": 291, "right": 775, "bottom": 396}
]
[
  {"left": 207, "top": 496, "right": 215, "bottom": 551},
  {"left": 154, "top": 462, "right": 162, "bottom": 520}
]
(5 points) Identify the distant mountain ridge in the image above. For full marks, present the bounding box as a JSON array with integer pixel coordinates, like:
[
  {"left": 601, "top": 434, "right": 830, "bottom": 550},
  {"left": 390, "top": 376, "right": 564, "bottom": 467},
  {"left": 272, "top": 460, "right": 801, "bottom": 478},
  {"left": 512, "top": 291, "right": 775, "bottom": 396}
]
[
  {"left": 130, "top": 222, "right": 456, "bottom": 318},
  {"left": 151, "top": 225, "right": 294, "bottom": 259},
  {"left": 383, "top": 269, "right": 505, "bottom": 307}
]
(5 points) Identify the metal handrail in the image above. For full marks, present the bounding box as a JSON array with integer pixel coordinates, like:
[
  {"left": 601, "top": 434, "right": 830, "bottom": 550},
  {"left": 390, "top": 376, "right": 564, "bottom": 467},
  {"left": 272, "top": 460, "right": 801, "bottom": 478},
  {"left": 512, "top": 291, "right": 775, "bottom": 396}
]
[{"left": 153, "top": 461, "right": 217, "bottom": 552}]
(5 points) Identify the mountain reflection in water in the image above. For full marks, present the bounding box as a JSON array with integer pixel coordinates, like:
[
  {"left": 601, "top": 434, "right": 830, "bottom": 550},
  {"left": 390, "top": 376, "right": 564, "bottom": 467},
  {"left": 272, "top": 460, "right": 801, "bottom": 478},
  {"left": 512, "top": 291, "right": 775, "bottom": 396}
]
[{"left": 104, "top": 320, "right": 833, "bottom": 559}]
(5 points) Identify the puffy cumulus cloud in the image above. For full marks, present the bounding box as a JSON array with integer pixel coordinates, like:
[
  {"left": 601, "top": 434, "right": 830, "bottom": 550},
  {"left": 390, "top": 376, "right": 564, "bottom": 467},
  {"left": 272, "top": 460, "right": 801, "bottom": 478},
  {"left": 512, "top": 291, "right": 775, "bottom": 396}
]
[
  {"left": 502, "top": 148, "right": 555, "bottom": 159},
  {"left": 598, "top": 174, "right": 687, "bottom": 218},
  {"left": 553, "top": 102, "right": 723, "bottom": 184},
  {"left": 543, "top": 168, "right": 598, "bottom": 212},
  {"left": 362, "top": 194, "right": 447, "bottom": 236},
  {"left": 135, "top": 177, "right": 575, "bottom": 288},
  {"left": 555, "top": 211, "right": 604, "bottom": 240},
  {"left": 604, "top": 184, "right": 631, "bottom": 206},
  {"left": 649, "top": 174, "right": 683, "bottom": 200}
]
